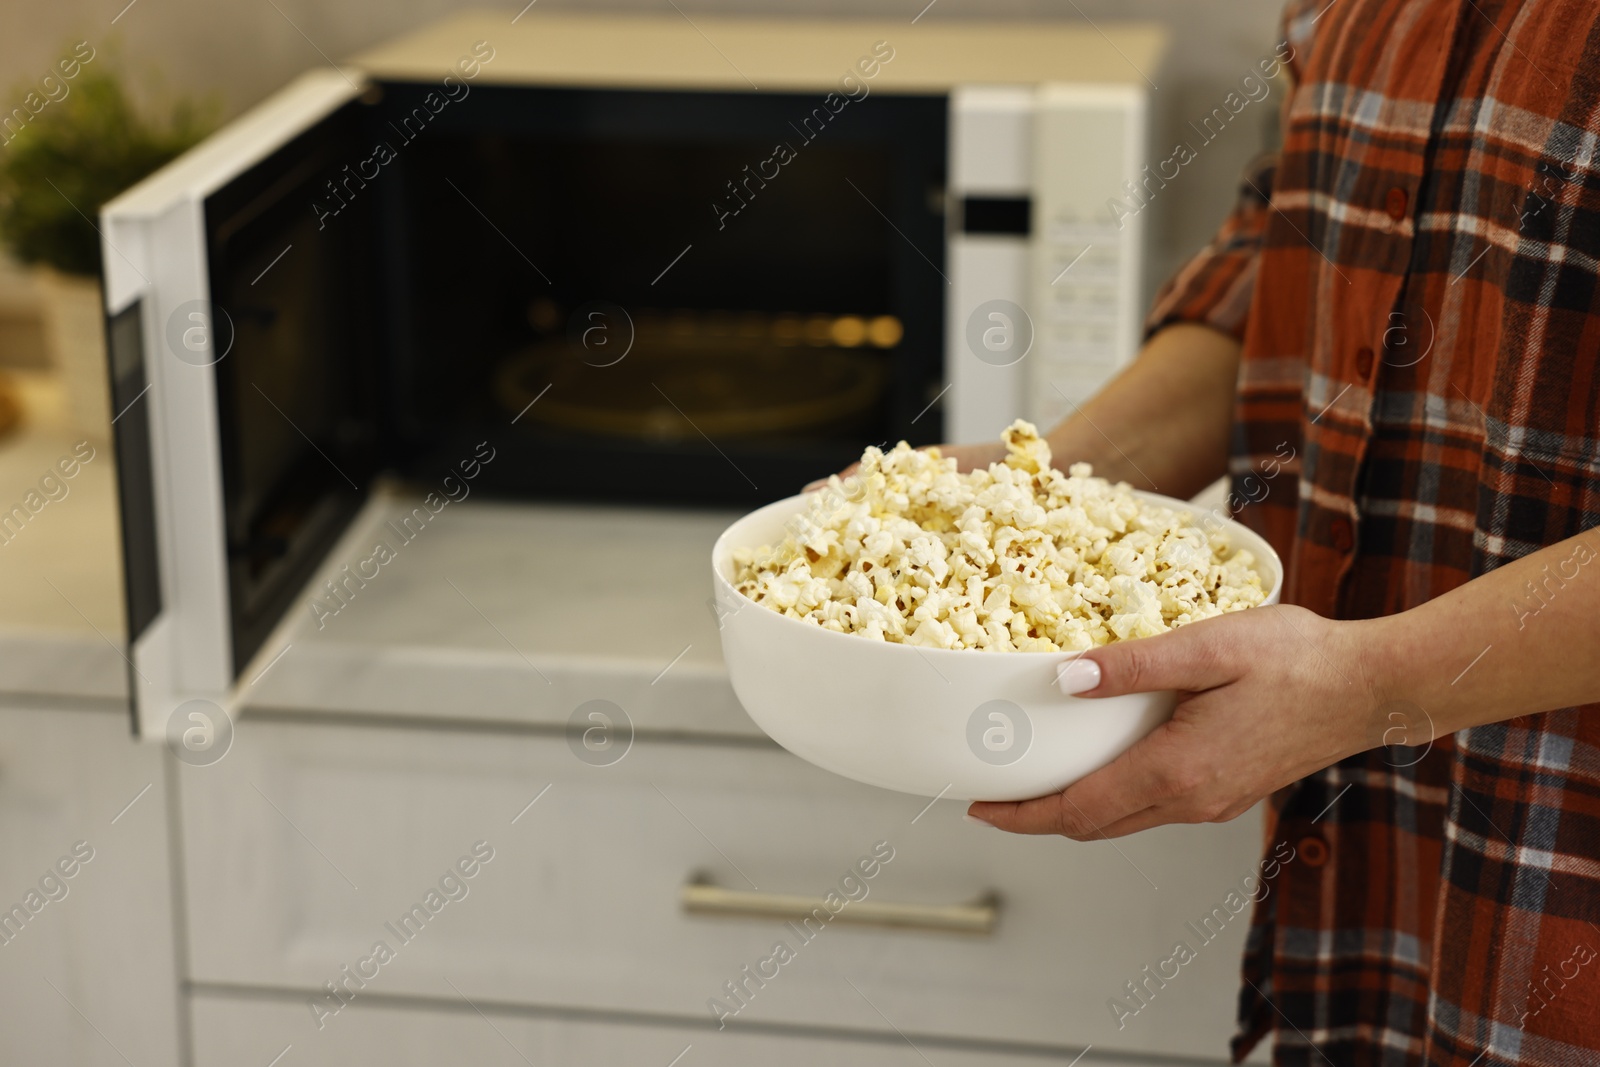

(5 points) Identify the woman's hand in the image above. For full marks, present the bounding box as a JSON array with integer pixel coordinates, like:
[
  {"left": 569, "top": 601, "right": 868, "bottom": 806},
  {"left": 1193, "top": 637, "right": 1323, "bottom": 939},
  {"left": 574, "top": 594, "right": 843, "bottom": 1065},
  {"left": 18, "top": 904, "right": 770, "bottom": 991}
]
[
  {"left": 966, "top": 524, "right": 1600, "bottom": 840},
  {"left": 803, "top": 440, "right": 1007, "bottom": 493},
  {"left": 968, "top": 605, "right": 1385, "bottom": 839}
]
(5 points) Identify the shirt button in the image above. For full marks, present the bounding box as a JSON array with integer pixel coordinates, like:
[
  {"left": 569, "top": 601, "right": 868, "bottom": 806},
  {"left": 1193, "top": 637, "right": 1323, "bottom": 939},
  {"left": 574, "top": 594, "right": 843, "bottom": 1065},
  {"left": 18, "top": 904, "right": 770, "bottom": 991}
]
[
  {"left": 1298, "top": 835, "right": 1329, "bottom": 868},
  {"left": 1355, "top": 346, "right": 1375, "bottom": 377},
  {"left": 1330, "top": 516, "right": 1354, "bottom": 552},
  {"left": 1385, "top": 186, "right": 1408, "bottom": 220}
]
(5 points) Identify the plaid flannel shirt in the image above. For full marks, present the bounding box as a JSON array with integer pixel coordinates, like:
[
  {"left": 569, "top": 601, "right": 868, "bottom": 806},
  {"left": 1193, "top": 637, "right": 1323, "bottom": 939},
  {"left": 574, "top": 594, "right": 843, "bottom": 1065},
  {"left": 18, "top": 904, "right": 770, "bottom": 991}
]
[{"left": 1145, "top": 1, "right": 1600, "bottom": 1063}]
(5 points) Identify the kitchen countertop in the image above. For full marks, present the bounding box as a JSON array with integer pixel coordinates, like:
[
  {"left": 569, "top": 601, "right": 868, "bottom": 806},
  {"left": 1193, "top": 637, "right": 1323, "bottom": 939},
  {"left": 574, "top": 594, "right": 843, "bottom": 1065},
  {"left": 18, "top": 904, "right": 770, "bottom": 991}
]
[{"left": 0, "top": 372, "right": 126, "bottom": 702}]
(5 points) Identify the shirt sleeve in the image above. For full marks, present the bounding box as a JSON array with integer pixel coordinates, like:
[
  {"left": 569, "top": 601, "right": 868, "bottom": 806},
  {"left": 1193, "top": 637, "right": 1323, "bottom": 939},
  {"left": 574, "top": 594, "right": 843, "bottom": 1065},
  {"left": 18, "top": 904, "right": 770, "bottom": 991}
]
[{"left": 1142, "top": 151, "right": 1278, "bottom": 343}]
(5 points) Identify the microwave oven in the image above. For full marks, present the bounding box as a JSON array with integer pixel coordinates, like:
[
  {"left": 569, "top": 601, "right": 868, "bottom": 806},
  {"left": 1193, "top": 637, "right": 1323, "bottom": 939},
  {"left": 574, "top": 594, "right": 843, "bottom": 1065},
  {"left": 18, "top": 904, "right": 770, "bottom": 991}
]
[{"left": 100, "top": 13, "right": 1165, "bottom": 737}]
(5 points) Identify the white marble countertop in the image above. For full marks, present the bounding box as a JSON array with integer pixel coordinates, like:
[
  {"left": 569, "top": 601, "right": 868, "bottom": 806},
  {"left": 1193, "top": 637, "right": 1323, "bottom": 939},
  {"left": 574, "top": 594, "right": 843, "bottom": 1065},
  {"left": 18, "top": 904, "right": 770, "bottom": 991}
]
[{"left": 0, "top": 372, "right": 126, "bottom": 702}]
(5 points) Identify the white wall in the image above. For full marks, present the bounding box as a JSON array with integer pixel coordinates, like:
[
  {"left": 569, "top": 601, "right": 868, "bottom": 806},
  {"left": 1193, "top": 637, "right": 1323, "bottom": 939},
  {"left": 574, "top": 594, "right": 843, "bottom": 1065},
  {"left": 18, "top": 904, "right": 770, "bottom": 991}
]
[{"left": 3, "top": 0, "right": 1286, "bottom": 286}]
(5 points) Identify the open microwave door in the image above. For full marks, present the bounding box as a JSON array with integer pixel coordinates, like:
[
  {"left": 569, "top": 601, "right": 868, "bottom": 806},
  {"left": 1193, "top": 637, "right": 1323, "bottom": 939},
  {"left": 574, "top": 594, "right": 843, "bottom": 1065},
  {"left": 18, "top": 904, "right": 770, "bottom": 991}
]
[{"left": 101, "top": 70, "right": 381, "bottom": 740}]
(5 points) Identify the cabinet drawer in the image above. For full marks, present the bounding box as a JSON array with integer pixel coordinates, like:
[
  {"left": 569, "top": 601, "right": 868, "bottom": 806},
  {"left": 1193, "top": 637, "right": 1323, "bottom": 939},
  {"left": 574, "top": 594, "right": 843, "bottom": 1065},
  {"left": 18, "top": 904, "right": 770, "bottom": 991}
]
[
  {"left": 0, "top": 703, "right": 181, "bottom": 1067},
  {"left": 179, "top": 717, "right": 1262, "bottom": 1061},
  {"left": 191, "top": 993, "right": 1216, "bottom": 1066}
]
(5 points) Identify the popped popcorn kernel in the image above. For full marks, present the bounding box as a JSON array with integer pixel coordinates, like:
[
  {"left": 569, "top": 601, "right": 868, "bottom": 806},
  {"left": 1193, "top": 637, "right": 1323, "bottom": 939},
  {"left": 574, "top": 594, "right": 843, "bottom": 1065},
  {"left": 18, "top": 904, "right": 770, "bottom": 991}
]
[{"left": 732, "top": 420, "right": 1267, "bottom": 651}]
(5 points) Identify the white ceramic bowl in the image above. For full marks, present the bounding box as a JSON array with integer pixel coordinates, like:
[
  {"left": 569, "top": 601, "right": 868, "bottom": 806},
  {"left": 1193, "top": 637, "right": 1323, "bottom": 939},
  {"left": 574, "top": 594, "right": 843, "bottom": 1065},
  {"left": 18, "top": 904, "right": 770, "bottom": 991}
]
[{"left": 712, "top": 490, "right": 1282, "bottom": 801}]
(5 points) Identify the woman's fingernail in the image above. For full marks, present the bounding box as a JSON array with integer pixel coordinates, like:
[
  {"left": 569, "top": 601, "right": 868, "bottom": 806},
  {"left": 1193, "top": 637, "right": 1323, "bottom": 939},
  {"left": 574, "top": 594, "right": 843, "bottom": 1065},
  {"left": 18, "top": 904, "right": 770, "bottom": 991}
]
[
  {"left": 1057, "top": 658, "right": 1102, "bottom": 695},
  {"left": 963, "top": 813, "right": 995, "bottom": 828}
]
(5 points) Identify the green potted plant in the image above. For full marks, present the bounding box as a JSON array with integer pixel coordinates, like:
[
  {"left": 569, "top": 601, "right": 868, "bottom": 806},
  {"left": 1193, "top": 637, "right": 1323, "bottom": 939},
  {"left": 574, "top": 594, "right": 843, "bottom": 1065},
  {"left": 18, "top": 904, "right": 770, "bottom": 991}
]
[{"left": 0, "top": 56, "right": 210, "bottom": 438}]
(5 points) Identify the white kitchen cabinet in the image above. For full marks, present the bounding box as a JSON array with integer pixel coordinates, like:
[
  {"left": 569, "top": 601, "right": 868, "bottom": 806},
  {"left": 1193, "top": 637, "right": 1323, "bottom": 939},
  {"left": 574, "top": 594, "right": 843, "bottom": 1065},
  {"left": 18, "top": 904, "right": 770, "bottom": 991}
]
[
  {"left": 179, "top": 715, "right": 1262, "bottom": 1063},
  {"left": 0, "top": 701, "right": 182, "bottom": 1066},
  {"left": 190, "top": 993, "right": 1205, "bottom": 1067}
]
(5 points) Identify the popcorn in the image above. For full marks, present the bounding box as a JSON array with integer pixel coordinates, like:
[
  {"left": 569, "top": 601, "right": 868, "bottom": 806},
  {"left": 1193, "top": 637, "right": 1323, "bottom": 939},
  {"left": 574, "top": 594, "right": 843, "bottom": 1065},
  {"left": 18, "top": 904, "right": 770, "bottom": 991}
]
[{"left": 732, "top": 421, "right": 1267, "bottom": 652}]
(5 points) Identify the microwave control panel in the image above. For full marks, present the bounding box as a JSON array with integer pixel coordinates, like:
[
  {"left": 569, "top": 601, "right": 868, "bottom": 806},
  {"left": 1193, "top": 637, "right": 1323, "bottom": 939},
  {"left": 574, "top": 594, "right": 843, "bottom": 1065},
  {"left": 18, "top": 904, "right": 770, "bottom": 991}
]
[{"left": 946, "top": 84, "right": 1148, "bottom": 442}]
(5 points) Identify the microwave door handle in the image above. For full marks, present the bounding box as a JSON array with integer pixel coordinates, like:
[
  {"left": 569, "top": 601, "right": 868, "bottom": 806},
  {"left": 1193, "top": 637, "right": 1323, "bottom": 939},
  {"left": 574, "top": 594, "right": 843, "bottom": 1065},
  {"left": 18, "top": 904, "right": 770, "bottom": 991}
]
[{"left": 103, "top": 295, "right": 165, "bottom": 736}]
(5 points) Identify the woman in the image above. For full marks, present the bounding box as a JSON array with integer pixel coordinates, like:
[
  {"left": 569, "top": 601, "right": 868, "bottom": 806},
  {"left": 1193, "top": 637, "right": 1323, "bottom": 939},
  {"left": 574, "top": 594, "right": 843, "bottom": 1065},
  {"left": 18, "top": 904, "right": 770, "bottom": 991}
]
[{"left": 947, "top": 1, "right": 1598, "bottom": 1062}]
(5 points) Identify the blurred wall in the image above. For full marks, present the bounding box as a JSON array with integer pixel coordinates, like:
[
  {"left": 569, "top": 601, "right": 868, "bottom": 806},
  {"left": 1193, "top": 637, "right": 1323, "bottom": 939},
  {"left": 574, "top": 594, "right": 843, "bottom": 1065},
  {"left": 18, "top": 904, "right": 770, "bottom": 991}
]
[{"left": 0, "top": 0, "right": 1287, "bottom": 293}]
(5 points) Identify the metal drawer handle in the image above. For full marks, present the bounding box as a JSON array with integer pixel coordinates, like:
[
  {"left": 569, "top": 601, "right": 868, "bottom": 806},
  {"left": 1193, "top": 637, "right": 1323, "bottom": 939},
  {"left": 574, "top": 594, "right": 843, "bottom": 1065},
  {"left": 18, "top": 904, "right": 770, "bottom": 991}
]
[{"left": 681, "top": 875, "right": 1000, "bottom": 936}]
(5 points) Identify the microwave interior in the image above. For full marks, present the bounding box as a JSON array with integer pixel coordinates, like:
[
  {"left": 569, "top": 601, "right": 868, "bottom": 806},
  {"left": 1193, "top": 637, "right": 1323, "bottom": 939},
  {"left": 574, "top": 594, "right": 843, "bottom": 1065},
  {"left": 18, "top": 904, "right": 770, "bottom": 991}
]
[{"left": 202, "top": 81, "right": 948, "bottom": 674}]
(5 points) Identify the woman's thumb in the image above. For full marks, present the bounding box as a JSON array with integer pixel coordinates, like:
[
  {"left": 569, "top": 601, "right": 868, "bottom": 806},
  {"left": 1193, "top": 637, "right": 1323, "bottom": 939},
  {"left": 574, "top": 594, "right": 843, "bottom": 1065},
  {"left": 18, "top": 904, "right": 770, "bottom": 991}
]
[{"left": 1056, "top": 619, "right": 1236, "bottom": 698}]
